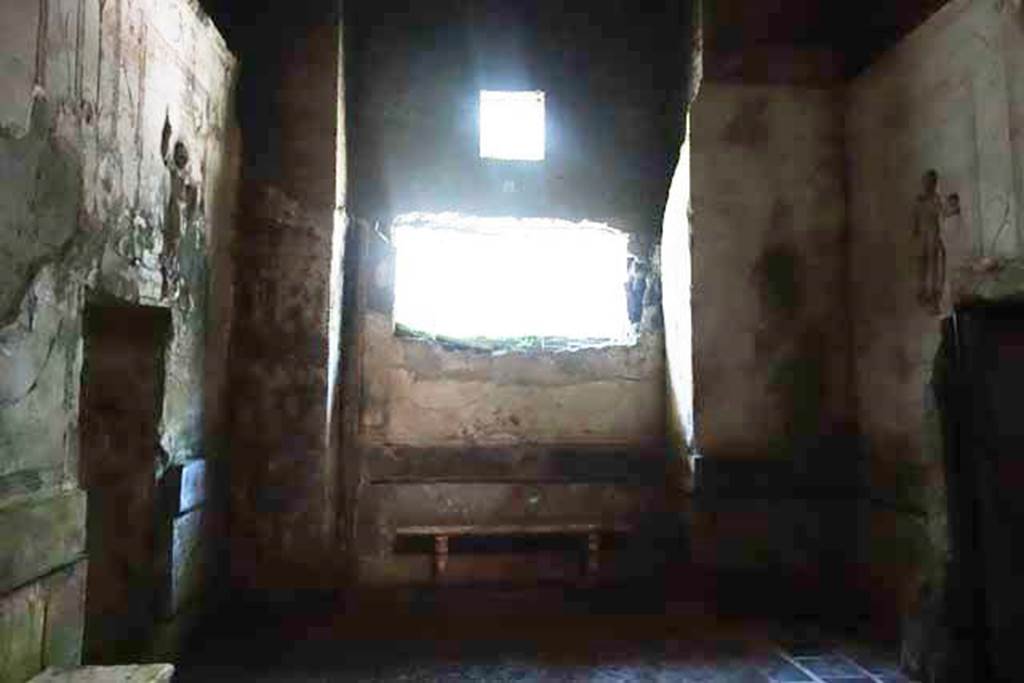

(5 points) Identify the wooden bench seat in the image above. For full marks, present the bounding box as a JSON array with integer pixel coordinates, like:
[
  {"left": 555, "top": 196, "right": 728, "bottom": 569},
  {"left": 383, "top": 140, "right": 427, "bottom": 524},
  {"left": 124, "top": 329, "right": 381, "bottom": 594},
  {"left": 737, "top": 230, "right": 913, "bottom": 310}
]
[{"left": 395, "top": 522, "right": 633, "bottom": 583}]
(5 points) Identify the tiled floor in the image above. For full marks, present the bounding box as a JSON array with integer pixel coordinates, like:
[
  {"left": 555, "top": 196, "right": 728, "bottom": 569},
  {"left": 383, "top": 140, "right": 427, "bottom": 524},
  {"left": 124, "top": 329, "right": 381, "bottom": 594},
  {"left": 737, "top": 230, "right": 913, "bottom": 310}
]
[
  {"left": 179, "top": 643, "right": 911, "bottom": 682},
  {"left": 175, "top": 590, "right": 914, "bottom": 682},
  {"left": 771, "top": 647, "right": 911, "bottom": 682}
]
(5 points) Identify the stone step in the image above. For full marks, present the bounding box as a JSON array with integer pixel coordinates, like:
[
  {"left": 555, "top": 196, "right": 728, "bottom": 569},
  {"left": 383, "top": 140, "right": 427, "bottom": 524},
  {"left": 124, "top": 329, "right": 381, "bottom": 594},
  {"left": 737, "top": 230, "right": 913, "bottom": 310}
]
[{"left": 29, "top": 665, "right": 173, "bottom": 683}]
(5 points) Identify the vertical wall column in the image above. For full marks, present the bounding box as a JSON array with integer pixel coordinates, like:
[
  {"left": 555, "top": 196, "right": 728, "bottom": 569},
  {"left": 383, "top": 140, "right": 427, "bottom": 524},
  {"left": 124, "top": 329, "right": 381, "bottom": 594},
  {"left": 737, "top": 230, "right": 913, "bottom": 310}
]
[{"left": 228, "top": 9, "right": 345, "bottom": 592}]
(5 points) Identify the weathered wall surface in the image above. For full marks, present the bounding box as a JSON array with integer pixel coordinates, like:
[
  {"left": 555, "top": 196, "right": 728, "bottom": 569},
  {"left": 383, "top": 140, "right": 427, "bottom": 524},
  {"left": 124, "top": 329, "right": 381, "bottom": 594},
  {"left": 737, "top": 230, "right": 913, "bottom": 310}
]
[
  {"left": 691, "top": 83, "right": 850, "bottom": 459},
  {"left": 348, "top": 218, "right": 669, "bottom": 582},
  {"left": 846, "top": 0, "right": 1024, "bottom": 661},
  {"left": 224, "top": 9, "right": 343, "bottom": 590},
  {"left": 344, "top": 0, "right": 689, "bottom": 452},
  {"left": 343, "top": 0, "right": 690, "bottom": 453},
  {"left": 682, "top": 75, "right": 866, "bottom": 621},
  {"left": 342, "top": 1, "right": 692, "bottom": 582},
  {"left": 360, "top": 336, "right": 666, "bottom": 447},
  {"left": 0, "top": 0, "right": 238, "bottom": 676}
]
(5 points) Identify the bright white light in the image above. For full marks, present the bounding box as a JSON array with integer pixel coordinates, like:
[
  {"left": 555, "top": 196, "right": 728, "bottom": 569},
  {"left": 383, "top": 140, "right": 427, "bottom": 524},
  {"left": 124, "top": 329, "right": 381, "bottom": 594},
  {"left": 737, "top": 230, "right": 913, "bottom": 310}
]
[
  {"left": 479, "top": 90, "right": 545, "bottom": 161},
  {"left": 393, "top": 214, "right": 631, "bottom": 342}
]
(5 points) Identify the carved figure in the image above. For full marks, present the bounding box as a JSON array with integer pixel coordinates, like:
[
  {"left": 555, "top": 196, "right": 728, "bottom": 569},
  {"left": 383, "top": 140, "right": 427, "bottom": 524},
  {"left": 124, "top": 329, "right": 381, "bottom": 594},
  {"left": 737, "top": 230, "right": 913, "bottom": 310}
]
[{"left": 913, "top": 170, "right": 961, "bottom": 314}]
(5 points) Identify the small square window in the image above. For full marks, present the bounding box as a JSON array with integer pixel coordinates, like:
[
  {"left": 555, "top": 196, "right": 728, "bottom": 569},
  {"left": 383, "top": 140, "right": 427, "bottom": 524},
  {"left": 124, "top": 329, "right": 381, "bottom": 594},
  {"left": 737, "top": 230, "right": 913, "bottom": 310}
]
[{"left": 479, "top": 90, "right": 545, "bottom": 161}]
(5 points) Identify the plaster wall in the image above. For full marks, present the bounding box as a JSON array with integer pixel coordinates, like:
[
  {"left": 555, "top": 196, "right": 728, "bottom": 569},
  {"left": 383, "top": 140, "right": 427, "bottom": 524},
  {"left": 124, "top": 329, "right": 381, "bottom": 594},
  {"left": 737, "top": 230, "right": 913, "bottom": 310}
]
[
  {"left": 679, "top": 80, "right": 863, "bottom": 613},
  {"left": 845, "top": 0, "right": 1024, "bottom": 651},
  {"left": 848, "top": 0, "right": 1023, "bottom": 473},
  {"left": 0, "top": 0, "right": 238, "bottom": 676},
  {"left": 691, "top": 83, "right": 850, "bottom": 459}
]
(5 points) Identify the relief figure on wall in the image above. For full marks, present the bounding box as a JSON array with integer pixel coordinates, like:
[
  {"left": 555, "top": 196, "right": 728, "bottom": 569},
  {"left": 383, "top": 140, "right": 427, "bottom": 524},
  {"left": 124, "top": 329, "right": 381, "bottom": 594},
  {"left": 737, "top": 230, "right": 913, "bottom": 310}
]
[{"left": 913, "top": 170, "right": 963, "bottom": 315}]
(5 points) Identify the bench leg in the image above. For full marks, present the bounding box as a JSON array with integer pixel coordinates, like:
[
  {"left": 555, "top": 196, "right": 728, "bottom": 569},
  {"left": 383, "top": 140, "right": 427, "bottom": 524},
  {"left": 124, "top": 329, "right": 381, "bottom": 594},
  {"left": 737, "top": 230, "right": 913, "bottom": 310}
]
[
  {"left": 434, "top": 534, "right": 449, "bottom": 580},
  {"left": 586, "top": 532, "right": 600, "bottom": 582}
]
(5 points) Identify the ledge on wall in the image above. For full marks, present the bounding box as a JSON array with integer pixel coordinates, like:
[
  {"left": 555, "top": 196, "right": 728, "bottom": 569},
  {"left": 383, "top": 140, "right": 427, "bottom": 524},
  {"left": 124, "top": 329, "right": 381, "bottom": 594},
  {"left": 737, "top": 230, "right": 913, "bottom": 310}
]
[
  {"left": 393, "top": 323, "right": 640, "bottom": 355},
  {"left": 364, "top": 444, "right": 669, "bottom": 485}
]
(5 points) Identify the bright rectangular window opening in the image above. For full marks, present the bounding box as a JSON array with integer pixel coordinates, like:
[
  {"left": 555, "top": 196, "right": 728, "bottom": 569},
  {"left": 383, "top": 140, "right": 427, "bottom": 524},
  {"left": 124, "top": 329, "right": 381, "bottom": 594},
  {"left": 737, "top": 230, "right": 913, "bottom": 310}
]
[
  {"left": 393, "top": 213, "right": 632, "bottom": 344},
  {"left": 479, "top": 90, "right": 545, "bottom": 161}
]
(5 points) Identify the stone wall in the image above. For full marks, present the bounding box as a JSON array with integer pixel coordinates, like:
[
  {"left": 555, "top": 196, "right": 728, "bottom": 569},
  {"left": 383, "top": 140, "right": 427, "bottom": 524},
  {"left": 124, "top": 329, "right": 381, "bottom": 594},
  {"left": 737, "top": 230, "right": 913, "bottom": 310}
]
[
  {"left": 342, "top": 0, "right": 693, "bottom": 582},
  {"left": 0, "top": 0, "right": 238, "bottom": 677},
  {"left": 343, "top": 0, "right": 690, "bottom": 455},
  {"left": 846, "top": 0, "right": 1024, "bottom": 669},
  {"left": 347, "top": 218, "right": 669, "bottom": 581},
  {"left": 353, "top": 239, "right": 666, "bottom": 448},
  {"left": 344, "top": 3, "right": 690, "bottom": 441},
  {"left": 224, "top": 8, "right": 344, "bottom": 591}
]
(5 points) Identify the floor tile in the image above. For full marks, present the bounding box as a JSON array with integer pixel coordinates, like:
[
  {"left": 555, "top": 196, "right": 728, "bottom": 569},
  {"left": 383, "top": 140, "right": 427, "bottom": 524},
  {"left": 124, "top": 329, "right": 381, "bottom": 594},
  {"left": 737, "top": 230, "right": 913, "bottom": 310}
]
[
  {"left": 756, "top": 653, "right": 813, "bottom": 682},
  {"left": 841, "top": 645, "right": 904, "bottom": 677},
  {"left": 791, "top": 654, "right": 868, "bottom": 679}
]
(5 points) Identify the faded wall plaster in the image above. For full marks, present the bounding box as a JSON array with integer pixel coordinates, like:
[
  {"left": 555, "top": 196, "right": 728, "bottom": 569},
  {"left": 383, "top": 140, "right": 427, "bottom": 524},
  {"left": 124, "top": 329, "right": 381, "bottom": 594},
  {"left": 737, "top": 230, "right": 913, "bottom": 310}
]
[
  {"left": 681, "top": 79, "right": 865, "bottom": 616},
  {"left": 225, "top": 16, "right": 344, "bottom": 591},
  {"left": 849, "top": 0, "right": 1023, "bottom": 477},
  {"left": 0, "top": 0, "right": 238, "bottom": 675},
  {"left": 691, "top": 82, "right": 851, "bottom": 459},
  {"left": 846, "top": 0, "right": 1024, "bottom": 667},
  {"left": 0, "top": 0, "right": 238, "bottom": 473}
]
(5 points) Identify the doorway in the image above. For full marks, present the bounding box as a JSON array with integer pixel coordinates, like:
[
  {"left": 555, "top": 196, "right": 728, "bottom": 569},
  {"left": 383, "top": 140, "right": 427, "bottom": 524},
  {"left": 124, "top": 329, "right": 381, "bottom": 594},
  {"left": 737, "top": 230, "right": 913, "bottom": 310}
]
[
  {"left": 941, "top": 303, "right": 1024, "bottom": 682},
  {"left": 79, "top": 302, "right": 171, "bottom": 662}
]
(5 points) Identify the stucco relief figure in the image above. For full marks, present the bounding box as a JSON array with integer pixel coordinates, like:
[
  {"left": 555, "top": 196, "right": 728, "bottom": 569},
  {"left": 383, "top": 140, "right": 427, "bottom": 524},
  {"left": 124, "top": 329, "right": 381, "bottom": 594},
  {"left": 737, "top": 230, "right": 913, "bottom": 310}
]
[{"left": 913, "top": 170, "right": 962, "bottom": 315}]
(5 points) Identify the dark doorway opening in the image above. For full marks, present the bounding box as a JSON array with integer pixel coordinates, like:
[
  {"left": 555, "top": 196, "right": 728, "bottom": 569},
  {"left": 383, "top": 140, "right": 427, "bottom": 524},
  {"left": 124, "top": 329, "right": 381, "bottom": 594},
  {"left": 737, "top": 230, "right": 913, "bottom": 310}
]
[
  {"left": 79, "top": 302, "right": 171, "bottom": 663},
  {"left": 941, "top": 303, "right": 1024, "bottom": 683}
]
